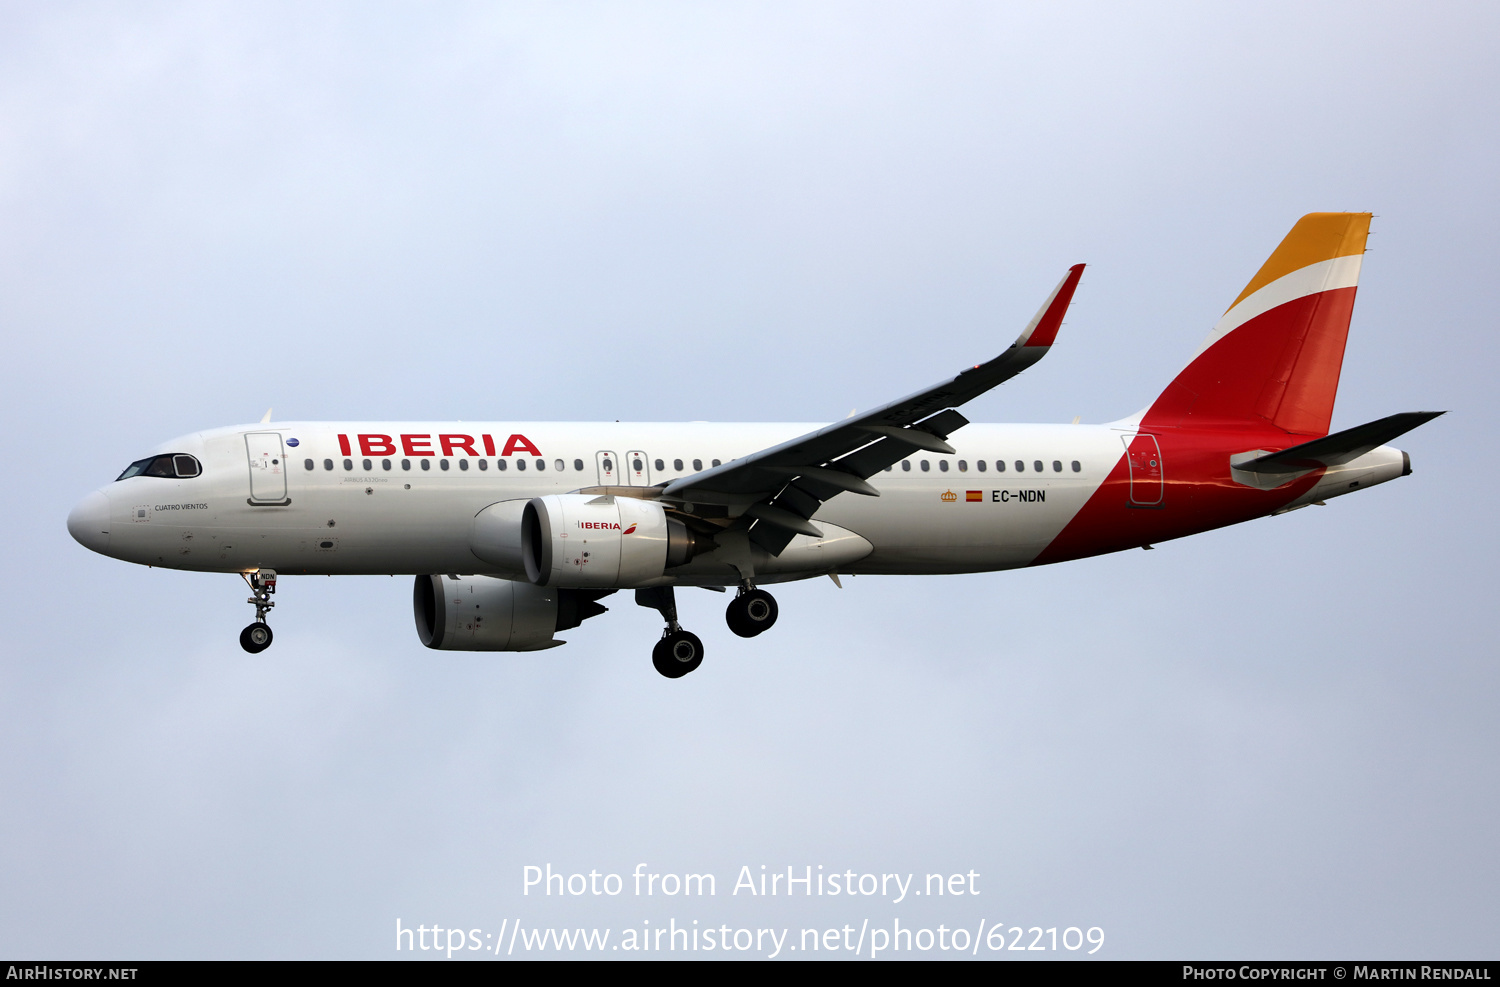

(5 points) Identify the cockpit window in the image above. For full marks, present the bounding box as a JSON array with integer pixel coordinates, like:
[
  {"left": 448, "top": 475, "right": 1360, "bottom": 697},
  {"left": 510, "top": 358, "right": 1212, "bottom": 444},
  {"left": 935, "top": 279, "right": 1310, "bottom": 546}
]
[{"left": 116, "top": 454, "right": 201, "bottom": 481}]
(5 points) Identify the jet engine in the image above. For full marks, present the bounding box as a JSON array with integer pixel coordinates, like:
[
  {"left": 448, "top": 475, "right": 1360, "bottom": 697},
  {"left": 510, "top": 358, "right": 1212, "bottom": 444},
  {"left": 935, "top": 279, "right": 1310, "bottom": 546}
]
[
  {"left": 520, "top": 494, "right": 713, "bottom": 588},
  {"left": 412, "top": 574, "right": 610, "bottom": 651}
]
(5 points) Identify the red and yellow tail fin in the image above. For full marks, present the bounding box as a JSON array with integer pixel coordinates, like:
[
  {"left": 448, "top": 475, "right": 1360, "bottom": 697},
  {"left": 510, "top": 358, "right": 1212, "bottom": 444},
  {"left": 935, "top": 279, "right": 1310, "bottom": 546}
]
[{"left": 1143, "top": 212, "right": 1372, "bottom": 436}]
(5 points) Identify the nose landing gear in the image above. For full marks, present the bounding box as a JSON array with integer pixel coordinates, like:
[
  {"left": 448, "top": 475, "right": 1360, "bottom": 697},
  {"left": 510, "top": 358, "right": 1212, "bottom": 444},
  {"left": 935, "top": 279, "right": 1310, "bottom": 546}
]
[
  {"left": 636, "top": 586, "right": 704, "bottom": 678},
  {"left": 726, "top": 586, "right": 778, "bottom": 638},
  {"left": 239, "top": 569, "right": 277, "bottom": 654}
]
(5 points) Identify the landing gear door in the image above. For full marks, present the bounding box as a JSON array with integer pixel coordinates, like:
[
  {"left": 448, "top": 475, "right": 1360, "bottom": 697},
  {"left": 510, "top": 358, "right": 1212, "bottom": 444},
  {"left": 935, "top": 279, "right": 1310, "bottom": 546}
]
[
  {"left": 246, "top": 432, "right": 288, "bottom": 503},
  {"left": 625, "top": 450, "right": 650, "bottom": 486},
  {"left": 596, "top": 451, "right": 619, "bottom": 486},
  {"left": 1122, "top": 432, "right": 1163, "bottom": 506}
]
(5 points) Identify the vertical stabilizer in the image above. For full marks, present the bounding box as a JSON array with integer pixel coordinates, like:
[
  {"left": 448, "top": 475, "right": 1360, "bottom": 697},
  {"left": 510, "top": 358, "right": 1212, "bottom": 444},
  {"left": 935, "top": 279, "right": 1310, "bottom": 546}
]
[{"left": 1141, "top": 213, "right": 1372, "bottom": 436}]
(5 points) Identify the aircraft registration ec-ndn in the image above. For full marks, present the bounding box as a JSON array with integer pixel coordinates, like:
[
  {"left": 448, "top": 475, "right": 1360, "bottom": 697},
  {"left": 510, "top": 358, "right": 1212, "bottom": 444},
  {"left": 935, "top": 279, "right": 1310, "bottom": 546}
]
[{"left": 68, "top": 214, "right": 1442, "bottom": 677}]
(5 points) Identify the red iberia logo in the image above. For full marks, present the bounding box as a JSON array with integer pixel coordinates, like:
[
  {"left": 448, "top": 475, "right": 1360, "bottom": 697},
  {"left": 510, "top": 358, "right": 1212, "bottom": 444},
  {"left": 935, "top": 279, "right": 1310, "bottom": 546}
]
[
  {"left": 966, "top": 490, "right": 983, "bottom": 502},
  {"left": 940, "top": 490, "right": 958, "bottom": 503},
  {"left": 623, "top": 523, "right": 638, "bottom": 535}
]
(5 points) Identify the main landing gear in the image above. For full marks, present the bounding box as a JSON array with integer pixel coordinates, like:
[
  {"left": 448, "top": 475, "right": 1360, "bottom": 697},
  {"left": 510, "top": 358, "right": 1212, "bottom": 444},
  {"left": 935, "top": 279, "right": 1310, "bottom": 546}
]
[
  {"left": 239, "top": 569, "right": 277, "bottom": 654},
  {"left": 636, "top": 586, "right": 703, "bottom": 679},
  {"left": 726, "top": 587, "right": 778, "bottom": 638},
  {"left": 634, "top": 583, "right": 781, "bottom": 677}
]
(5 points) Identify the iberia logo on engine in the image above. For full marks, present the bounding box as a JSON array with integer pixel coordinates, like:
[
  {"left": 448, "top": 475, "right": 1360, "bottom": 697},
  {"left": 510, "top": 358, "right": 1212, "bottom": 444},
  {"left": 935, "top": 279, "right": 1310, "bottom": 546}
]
[{"left": 578, "top": 521, "right": 621, "bottom": 530}]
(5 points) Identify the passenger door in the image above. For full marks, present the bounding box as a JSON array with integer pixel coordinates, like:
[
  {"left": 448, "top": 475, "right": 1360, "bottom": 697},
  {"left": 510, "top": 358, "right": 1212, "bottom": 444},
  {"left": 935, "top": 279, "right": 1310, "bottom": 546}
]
[
  {"left": 1123, "top": 433, "right": 1163, "bottom": 507},
  {"left": 245, "top": 432, "right": 288, "bottom": 504}
]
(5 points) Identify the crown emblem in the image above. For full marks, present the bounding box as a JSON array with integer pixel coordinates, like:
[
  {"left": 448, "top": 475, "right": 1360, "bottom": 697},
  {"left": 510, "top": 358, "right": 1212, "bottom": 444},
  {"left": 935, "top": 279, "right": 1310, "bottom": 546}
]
[{"left": 940, "top": 489, "right": 958, "bottom": 502}]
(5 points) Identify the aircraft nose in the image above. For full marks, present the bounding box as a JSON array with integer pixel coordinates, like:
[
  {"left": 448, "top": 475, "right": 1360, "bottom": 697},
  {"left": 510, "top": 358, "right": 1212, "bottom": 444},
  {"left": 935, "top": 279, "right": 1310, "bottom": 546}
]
[{"left": 68, "top": 490, "right": 111, "bottom": 554}]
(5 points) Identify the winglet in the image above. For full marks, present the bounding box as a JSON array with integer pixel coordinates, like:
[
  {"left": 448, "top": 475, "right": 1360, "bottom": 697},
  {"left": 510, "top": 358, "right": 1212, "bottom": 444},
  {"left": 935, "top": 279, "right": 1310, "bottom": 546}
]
[{"left": 1017, "top": 263, "right": 1085, "bottom": 349}]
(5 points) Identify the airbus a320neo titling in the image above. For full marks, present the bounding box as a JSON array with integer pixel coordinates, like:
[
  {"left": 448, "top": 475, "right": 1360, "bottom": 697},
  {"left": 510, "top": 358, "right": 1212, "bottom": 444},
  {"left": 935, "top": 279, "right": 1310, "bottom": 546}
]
[{"left": 70, "top": 214, "right": 1440, "bottom": 677}]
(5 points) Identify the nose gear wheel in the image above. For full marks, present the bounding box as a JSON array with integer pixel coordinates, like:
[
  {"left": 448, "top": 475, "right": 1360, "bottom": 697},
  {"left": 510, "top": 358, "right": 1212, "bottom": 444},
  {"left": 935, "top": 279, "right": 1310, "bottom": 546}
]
[{"left": 240, "top": 622, "right": 273, "bottom": 654}]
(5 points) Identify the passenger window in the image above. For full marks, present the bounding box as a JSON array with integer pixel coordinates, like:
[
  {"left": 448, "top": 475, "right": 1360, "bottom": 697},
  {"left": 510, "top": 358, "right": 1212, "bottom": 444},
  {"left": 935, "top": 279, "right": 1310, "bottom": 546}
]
[
  {"left": 420, "top": 460, "right": 431, "bottom": 471},
  {"left": 574, "top": 459, "right": 584, "bottom": 471},
  {"left": 497, "top": 459, "right": 507, "bottom": 471},
  {"left": 673, "top": 459, "right": 683, "bottom": 471},
  {"left": 478, "top": 459, "right": 488, "bottom": 471},
  {"left": 712, "top": 459, "right": 721, "bottom": 467},
  {"left": 902, "top": 460, "right": 911, "bottom": 471},
  {"left": 654, "top": 458, "right": 664, "bottom": 471},
  {"left": 344, "top": 459, "right": 353, "bottom": 471},
  {"left": 516, "top": 459, "right": 527, "bottom": 471},
  {"left": 440, "top": 460, "right": 450, "bottom": 471},
  {"left": 555, "top": 459, "right": 564, "bottom": 472},
  {"left": 401, "top": 459, "right": 411, "bottom": 470},
  {"left": 939, "top": 460, "right": 949, "bottom": 472},
  {"left": 536, "top": 459, "right": 546, "bottom": 471},
  {"left": 1053, "top": 461, "right": 1062, "bottom": 472},
  {"left": 1014, "top": 461, "right": 1023, "bottom": 472},
  {"left": 459, "top": 459, "right": 469, "bottom": 471},
  {"left": 995, "top": 460, "right": 1005, "bottom": 472},
  {"left": 381, "top": 459, "right": 390, "bottom": 471},
  {"left": 304, "top": 459, "right": 314, "bottom": 471},
  {"left": 600, "top": 458, "right": 611, "bottom": 471},
  {"left": 363, "top": 458, "right": 372, "bottom": 471},
  {"left": 324, "top": 459, "right": 334, "bottom": 471},
  {"left": 957, "top": 460, "right": 967, "bottom": 472},
  {"left": 884, "top": 465, "right": 892, "bottom": 471},
  {"left": 977, "top": 460, "right": 987, "bottom": 472},
  {"left": 921, "top": 460, "right": 930, "bottom": 472},
  {"left": 632, "top": 458, "right": 643, "bottom": 471},
  {"left": 1034, "top": 460, "right": 1043, "bottom": 472},
  {"left": 693, "top": 459, "right": 703, "bottom": 471},
  {"left": 1072, "top": 460, "right": 1081, "bottom": 472}
]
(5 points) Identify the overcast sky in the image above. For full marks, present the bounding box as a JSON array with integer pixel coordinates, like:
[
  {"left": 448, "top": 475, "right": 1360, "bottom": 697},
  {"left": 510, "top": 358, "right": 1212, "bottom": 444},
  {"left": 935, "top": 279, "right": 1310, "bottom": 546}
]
[{"left": 2, "top": 1, "right": 1496, "bottom": 960}]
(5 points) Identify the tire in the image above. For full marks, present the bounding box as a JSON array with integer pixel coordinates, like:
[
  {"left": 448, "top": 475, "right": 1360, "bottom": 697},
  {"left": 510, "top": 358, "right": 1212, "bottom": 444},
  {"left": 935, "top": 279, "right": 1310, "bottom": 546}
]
[
  {"left": 725, "top": 589, "right": 778, "bottom": 638},
  {"left": 652, "top": 631, "right": 703, "bottom": 678},
  {"left": 240, "top": 622, "right": 273, "bottom": 654}
]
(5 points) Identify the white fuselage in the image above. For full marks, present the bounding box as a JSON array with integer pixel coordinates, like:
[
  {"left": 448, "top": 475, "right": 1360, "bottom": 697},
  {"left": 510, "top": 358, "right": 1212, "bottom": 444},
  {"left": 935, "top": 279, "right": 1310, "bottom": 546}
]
[{"left": 78, "top": 420, "right": 1133, "bottom": 582}]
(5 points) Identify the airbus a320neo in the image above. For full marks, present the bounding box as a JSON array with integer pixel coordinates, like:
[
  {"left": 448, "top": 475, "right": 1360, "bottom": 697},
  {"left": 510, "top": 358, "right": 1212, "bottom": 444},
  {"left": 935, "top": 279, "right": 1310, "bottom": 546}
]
[{"left": 69, "top": 214, "right": 1440, "bottom": 677}]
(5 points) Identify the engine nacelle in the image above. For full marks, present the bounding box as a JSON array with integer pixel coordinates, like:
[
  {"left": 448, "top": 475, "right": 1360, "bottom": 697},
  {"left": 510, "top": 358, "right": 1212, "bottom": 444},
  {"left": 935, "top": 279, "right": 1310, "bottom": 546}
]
[
  {"left": 521, "top": 494, "right": 712, "bottom": 588},
  {"left": 412, "top": 574, "right": 609, "bottom": 651}
]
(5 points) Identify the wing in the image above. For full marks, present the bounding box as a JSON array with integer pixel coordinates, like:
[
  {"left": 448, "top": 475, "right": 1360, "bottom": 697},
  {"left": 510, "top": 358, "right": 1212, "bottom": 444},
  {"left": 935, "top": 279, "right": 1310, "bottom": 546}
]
[{"left": 656, "top": 264, "right": 1085, "bottom": 554}]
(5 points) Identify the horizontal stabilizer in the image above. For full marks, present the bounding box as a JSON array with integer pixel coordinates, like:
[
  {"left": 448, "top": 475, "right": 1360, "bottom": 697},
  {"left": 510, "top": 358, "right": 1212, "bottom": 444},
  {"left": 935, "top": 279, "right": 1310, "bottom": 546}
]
[{"left": 1235, "top": 411, "right": 1445, "bottom": 474}]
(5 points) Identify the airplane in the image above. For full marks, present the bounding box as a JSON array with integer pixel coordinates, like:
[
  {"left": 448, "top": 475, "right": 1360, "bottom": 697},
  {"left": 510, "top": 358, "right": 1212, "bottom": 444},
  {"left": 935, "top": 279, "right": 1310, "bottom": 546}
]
[{"left": 67, "top": 213, "right": 1441, "bottom": 678}]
